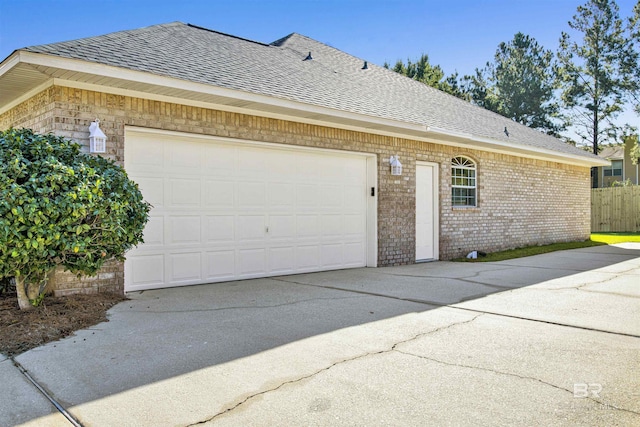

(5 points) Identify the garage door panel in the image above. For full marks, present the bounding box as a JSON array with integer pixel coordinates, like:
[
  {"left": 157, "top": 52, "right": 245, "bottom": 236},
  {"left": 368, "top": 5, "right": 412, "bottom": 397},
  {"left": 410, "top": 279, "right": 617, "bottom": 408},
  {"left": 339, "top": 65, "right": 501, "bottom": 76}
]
[
  {"left": 169, "top": 179, "right": 201, "bottom": 207},
  {"left": 238, "top": 149, "right": 267, "bottom": 177},
  {"left": 135, "top": 177, "right": 164, "bottom": 207},
  {"left": 168, "top": 216, "right": 201, "bottom": 245},
  {"left": 319, "top": 186, "right": 342, "bottom": 207},
  {"left": 268, "top": 182, "right": 295, "bottom": 208},
  {"left": 296, "top": 215, "right": 319, "bottom": 237},
  {"left": 125, "top": 131, "right": 373, "bottom": 291},
  {"left": 295, "top": 157, "right": 320, "bottom": 181},
  {"left": 205, "top": 215, "right": 235, "bottom": 242},
  {"left": 169, "top": 252, "right": 202, "bottom": 282},
  {"left": 269, "top": 247, "right": 295, "bottom": 273},
  {"left": 344, "top": 159, "right": 367, "bottom": 179},
  {"left": 204, "top": 180, "right": 234, "bottom": 208},
  {"left": 321, "top": 215, "right": 343, "bottom": 236},
  {"left": 296, "top": 245, "right": 321, "bottom": 269},
  {"left": 344, "top": 215, "right": 366, "bottom": 236},
  {"left": 237, "top": 182, "right": 266, "bottom": 208},
  {"left": 321, "top": 244, "right": 344, "bottom": 267},
  {"left": 127, "top": 136, "right": 164, "bottom": 172},
  {"left": 142, "top": 215, "right": 164, "bottom": 246},
  {"left": 296, "top": 184, "right": 318, "bottom": 207},
  {"left": 267, "top": 151, "right": 298, "bottom": 179},
  {"left": 344, "top": 186, "right": 365, "bottom": 212},
  {"left": 269, "top": 215, "right": 296, "bottom": 239},
  {"left": 128, "top": 254, "right": 165, "bottom": 288},
  {"left": 237, "top": 215, "right": 266, "bottom": 241},
  {"left": 204, "top": 144, "right": 236, "bottom": 175},
  {"left": 344, "top": 242, "right": 366, "bottom": 265},
  {"left": 318, "top": 157, "right": 343, "bottom": 182},
  {"left": 205, "top": 251, "right": 236, "bottom": 279},
  {"left": 239, "top": 249, "right": 267, "bottom": 275},
  {"left": 167, "top": 141, "right": 203, "bottom": 172}
]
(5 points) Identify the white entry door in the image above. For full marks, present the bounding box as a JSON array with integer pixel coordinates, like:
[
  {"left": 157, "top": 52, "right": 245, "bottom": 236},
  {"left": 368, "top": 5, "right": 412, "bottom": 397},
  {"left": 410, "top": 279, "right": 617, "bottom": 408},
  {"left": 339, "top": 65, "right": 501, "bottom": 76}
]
[
  {"left": 416, "top": 162, "right": 439, "bottom": 261},
  {"left": 124, "top": 128, "right": 376, "bottom": 292}
]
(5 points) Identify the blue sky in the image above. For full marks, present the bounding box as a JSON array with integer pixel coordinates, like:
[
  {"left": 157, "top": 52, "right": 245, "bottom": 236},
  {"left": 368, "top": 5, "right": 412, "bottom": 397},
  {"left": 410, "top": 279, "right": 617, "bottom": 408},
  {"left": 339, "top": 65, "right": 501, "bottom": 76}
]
[{"left": 0, "top": 0, "right": 638, "bottom": 134}]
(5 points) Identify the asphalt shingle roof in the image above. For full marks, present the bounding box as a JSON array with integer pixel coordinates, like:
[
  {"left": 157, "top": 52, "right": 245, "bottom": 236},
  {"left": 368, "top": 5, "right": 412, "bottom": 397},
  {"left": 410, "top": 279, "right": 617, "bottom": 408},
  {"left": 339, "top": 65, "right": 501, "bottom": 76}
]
[
  {"left": 598, "top": 145, "right": 624, "bottom": 159},
  {"left": 23, "top": 22, "right": 598, "bottom": 161}
]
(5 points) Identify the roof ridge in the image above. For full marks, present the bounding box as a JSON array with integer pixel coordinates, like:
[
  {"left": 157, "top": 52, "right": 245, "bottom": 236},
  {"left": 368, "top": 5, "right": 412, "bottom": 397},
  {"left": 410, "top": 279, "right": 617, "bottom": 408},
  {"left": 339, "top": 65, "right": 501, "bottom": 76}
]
[
  {"left": 187, "top": 23, "right": 270, "bottom": 47},
  {"left": 270, "top": 33, "right": 296, "bottom": 47}
]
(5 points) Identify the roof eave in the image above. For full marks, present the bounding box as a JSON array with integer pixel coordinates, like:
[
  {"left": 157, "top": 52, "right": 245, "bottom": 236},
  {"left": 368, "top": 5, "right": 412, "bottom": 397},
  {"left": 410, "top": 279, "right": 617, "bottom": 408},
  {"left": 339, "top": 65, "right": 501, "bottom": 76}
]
[
  {"left": 425, "top": 127, "right": 609, "bottom": 168},
  {"left": 0, "top": 51, "right": 607, "bottom": 168}
]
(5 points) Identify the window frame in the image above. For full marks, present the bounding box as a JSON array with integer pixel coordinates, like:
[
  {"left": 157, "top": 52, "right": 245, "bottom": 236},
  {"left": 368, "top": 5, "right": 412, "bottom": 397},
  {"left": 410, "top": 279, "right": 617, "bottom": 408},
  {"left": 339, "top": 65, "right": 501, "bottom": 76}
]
[
  {"left": 451, "top": 156, "right": 477, "bottom": 208},
  {"left": 603, "top": 160, "right": 623, "bottom": 177}
]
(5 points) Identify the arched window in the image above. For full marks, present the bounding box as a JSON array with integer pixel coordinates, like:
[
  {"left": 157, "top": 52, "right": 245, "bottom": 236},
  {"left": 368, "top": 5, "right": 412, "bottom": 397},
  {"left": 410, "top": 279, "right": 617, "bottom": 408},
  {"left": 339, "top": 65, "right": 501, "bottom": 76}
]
[{"left": 451, "top": 156, "right": 477, "bottom": 207}]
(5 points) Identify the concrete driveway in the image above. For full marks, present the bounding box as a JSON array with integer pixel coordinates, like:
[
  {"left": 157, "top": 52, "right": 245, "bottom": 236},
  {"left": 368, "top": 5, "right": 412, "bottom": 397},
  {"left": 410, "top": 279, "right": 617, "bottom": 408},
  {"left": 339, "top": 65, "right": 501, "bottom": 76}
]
[{"left": 2, "top": 244, "right": 639, "bottom": 426}]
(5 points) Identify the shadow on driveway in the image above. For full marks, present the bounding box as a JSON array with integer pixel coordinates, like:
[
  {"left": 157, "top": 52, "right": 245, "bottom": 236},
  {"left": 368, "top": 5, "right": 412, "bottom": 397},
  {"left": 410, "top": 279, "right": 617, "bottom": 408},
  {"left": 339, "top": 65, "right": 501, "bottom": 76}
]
[{"left": 9, "top": 244, "right": 640, "bottom": 426}]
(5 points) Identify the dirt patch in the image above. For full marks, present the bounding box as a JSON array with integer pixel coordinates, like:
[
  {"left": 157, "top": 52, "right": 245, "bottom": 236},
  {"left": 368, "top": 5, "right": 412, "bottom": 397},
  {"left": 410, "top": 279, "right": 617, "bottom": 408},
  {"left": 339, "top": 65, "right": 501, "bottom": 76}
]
[{"left": 0, "top": 289, "right": 126, "bottom": 357}]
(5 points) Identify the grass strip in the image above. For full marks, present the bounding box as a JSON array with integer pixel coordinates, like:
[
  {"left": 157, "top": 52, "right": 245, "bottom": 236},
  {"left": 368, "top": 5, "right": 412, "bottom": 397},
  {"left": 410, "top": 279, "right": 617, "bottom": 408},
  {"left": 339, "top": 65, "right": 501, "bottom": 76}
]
[
  {"left": 590, "top": 233, "right": 640, "bottom": 244},
  {"left": 452, "top": 239, "right": 606, "bottom": 262}
]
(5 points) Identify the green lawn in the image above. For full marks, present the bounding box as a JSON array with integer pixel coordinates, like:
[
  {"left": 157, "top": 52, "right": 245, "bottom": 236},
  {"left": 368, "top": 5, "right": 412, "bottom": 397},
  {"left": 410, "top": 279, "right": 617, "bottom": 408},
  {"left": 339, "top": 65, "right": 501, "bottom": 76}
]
[
  {"left": 590, "top": 233, "right": 640, "bottom": 244},
  {"left": 453, "top": 233, "right": 640, "bottom": 262}
]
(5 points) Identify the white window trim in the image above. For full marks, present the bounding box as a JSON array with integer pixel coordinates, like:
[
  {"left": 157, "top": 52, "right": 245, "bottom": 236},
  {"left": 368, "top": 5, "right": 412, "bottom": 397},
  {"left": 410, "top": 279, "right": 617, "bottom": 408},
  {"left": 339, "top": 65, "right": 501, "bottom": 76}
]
[{"left": 451, "top": 156, "right": 477, "bottom": 208}]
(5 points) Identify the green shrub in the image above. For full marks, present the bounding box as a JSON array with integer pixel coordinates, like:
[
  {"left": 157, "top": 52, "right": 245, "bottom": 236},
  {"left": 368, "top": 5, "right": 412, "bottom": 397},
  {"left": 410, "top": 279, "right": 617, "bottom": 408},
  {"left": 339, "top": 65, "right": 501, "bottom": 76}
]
[{"left": 0, "top": 128, "right": 150, "bottom": 309}]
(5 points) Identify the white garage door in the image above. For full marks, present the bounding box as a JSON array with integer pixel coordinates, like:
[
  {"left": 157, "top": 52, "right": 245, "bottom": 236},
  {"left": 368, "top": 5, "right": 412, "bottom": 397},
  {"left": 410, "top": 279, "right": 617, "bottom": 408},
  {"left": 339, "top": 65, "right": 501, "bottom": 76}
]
[{"left": 124, "top": 128, "right": 376, "bottom": 291}]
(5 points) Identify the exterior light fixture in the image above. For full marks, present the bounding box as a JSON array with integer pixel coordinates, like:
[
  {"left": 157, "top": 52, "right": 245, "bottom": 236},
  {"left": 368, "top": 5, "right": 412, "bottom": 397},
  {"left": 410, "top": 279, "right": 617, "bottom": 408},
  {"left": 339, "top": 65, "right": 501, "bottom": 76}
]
[
  {"left": 389, "top": 155, "right": 402, "bottom": 176},
  {"left": 89, "top": 119, "right": 106, "bottom": 153}
]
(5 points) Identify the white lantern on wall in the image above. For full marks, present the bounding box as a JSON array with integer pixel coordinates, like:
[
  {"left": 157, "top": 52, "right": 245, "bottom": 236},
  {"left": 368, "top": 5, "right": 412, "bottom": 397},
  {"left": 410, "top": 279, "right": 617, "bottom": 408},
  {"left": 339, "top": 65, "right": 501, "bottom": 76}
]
[
  {"left": 89, "top": 119, "right": 106, "bottom": 153},
  {"left": 389, "top": 155, "right": 402, "bottom": 176}
]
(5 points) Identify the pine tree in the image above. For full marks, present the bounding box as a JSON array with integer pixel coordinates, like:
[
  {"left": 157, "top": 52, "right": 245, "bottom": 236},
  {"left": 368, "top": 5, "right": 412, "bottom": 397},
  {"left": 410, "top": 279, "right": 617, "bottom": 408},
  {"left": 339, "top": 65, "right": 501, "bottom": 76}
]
[
  {"left": 463, "top": 33, "right": 563, "bottom": 135},
  {"left": 557, "top": 0, "right": 639, "bottom": 186}
]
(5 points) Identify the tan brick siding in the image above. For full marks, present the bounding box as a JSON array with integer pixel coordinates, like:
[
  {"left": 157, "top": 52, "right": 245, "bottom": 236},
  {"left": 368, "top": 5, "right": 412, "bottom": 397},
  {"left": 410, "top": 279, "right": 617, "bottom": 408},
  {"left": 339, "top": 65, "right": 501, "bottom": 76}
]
[
  {"left": 0, "top": 87, "right": 57, "bottom": 134},
  {"left": 47, "top": 261, "right": 122, "bottom": 296},
  {"left": 0, "top": 86, "right": 592, "bottom": 294}
]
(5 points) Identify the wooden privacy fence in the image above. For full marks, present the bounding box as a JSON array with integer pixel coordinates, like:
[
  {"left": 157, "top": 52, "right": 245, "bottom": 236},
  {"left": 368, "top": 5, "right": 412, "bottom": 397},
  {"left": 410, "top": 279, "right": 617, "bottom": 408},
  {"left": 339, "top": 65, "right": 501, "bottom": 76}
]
[{"left": 591, "top": 186, "right": 640, "bottom": 232}]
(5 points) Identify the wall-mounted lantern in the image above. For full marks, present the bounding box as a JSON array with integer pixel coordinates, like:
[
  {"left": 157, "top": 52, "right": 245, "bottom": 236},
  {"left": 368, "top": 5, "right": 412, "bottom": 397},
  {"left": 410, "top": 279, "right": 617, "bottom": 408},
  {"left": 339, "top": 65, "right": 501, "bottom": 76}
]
[
  {"left": 89, "top": 119, "right": 106, "bottom": 153},
  {"left": 389, "top": 155, "right": 402, "bottom": 176}
]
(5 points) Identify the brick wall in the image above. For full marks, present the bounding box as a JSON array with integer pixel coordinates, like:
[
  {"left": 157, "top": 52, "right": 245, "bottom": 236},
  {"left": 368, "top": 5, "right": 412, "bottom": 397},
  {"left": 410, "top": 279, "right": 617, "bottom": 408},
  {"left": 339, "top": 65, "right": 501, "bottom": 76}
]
[{"left": 0, "top": 85, "right": 592, "bottom": 294}]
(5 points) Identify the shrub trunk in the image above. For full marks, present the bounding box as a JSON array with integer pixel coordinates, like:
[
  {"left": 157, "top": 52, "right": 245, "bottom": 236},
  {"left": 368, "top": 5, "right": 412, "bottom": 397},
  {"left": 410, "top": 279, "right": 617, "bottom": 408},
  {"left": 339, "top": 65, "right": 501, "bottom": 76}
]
[{"left": 15, "top": 277, "right": 37, "bottom": 310}]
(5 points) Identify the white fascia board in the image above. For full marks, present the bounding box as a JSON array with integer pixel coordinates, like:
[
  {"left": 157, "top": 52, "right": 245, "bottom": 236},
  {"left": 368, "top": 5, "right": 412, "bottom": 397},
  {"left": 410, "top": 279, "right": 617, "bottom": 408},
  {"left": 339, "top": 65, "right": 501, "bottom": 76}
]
[{"left": 0, "top": 51, "right": 20, "bottom": 76}]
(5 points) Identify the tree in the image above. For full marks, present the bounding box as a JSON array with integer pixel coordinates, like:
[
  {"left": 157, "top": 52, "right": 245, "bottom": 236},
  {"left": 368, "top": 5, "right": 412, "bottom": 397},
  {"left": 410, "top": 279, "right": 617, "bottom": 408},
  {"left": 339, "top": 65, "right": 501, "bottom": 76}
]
[
  {"left": 627, "top": 134, "right": 640, "bottom": 165},
  {"left": 462, "top": 68, "right": 500, "bottom": 114},
  {"left": 557, "top": 0, "right": 639, "bottom": 187},
  {"left": 0, "top": 128, "right": 150, "bottom": 309},
  {"left": 463, "top": 32, "right": 563, "bottom": 135},
  {"left": 384, "top": 54, "right": 469, "bottom": 100},
  {"left": 629, "top": 0, "right": 640, "bottom": 114}
]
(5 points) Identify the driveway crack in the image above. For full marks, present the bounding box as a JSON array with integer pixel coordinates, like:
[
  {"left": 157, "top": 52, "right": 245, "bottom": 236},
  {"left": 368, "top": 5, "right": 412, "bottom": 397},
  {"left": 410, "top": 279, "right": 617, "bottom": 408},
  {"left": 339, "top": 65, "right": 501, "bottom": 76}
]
[
  {"left": 535, "top": 266, "right": 640, "bottom": 294},
  {"left": 271, "top": 277, "right": 445, "bottom": 306},
  {"left": 375, "top": 270, "right": 516, "bottom": 291},
  {"left": 186, "top": 314, "right": 482, "bottom": 426},
  {"left": 126, "top": 295, "right": 364, "bottom": 314},
  {"left": 392, "top": 349, "right": 640, "bottom": 417}
]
